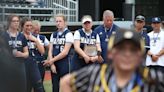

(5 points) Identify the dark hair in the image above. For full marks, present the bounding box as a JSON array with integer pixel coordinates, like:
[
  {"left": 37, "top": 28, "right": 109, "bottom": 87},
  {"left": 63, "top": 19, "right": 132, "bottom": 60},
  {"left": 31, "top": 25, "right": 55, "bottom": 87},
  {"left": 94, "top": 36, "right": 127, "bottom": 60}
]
[
  {"left": 20, "top": 17, "right": 32, "bottom": 31},
  {"left": 6, "top": 14, "right": 20, "bottom": 30}
]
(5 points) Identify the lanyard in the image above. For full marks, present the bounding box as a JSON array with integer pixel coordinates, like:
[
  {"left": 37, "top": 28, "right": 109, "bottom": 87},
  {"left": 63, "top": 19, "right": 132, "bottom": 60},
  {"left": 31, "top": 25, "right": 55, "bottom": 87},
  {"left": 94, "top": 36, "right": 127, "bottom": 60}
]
[
  {"left": 153, "top": 32, "right": 160, "bottom": 43},
  {"left": 85, "top": 33, "right": 92, "bottom": 44},
  {"left": 7, "top": 31, "right": 18, "bottom": 48},
  {"left": 104, "top": 24, "right": 113, "bottom": 41}
]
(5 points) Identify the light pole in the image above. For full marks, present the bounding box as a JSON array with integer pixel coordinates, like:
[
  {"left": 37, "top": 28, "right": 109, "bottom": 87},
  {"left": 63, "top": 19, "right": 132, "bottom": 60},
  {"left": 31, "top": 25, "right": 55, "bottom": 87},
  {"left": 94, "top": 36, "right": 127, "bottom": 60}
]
[{"left": 123, "top": 0, "right": 135, "bottom": 21}]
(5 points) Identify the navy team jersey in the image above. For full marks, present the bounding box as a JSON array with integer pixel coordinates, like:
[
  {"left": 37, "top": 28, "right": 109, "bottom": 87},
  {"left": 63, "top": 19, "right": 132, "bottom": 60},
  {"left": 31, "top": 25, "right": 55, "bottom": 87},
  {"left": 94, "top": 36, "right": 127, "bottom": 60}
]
[
  {"left": 50, "top": 28, "right": 74, "bottom": 92},
  {"left": 71, "top": 29, "right": 99, "bottom": 71},
  {"left": 33, "top": 34, "right": 49, "bottom": 62},
  {"left": 141, "top": 31, "right": 150, "bottom": 53},
  {"left": 94, "top": 24, "right": 119, "bottom": 63},
  {"left": 26, "top": 36, "right": 37, "bottom": 58},
  {"left": 51, "top": 29, "right": 71, "bottom": 59},
  {"left": 75, "top": 29, "right": 98, "bottom": 56},
  {"left": 3, "top": 31, "right": 27, "bottom": 59}
]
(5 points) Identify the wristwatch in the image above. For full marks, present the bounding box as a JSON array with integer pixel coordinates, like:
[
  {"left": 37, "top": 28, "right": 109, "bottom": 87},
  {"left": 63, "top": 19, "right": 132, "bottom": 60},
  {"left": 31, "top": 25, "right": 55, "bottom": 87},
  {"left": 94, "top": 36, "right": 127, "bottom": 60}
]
[{"left": 97, "top": 51, "right": 102, "bottom": 56}]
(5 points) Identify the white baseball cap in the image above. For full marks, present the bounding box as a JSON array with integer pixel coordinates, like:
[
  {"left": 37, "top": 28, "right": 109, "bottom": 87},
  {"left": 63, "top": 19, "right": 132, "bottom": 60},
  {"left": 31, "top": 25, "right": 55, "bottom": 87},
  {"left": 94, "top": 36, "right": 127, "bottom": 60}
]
[{"left": 82, "top": 15, "right": 92, "bottom": 24}]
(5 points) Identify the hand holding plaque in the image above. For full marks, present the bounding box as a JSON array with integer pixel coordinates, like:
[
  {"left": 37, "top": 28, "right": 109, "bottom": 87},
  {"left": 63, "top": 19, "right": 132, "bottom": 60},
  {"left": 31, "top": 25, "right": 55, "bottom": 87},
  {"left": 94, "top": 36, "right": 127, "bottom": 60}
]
[{"left": 84, "top": 44, "right": 97, "bottom": 57}]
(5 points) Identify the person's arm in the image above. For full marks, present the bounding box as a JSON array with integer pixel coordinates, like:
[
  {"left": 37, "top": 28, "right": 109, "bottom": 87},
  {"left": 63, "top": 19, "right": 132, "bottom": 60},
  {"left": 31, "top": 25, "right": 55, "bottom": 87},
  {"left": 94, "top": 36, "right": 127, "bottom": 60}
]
[
  {"left": 35, "top": 39, "right": 45, "bottom": 54},
  {"left": 14, "top": 46, "right": 29, "bottom": 58},
  {"left": 28, "top": 35, "right": 45, "bottom": 54},
  {"left": 147, "top": 50, "right": 153, "bottom": 57},
  {"left": 96, "top": 34, "right": 101, "bottom": 52},
  {"left": 48, "top": 43, "right": 53, "bottom": 60},
  {"left": 44, "top": 33, "right": 53, "bottom": 66},
  {"left": 60, "top": 65, "right": 93, "bottom": 92},
  {"left": 73, "top": 31, "right": 90, "bottom": 63},
  {"left": 45, "top": 34, "right": 57, "bottom": 73},
  {"left": 60, "top": 74, "right": 73, "bottom": 92},
  {"left": 44, "top": 36, "right": 50, "bottom": 49},
  {"left": 47, "top": 33, "right": 54, "bottom": 60},
  {"left": 51, "top": 43, "right": 72, "bottom": 63},
  {"left": 22, "top": 46, "right": 29, "bottom": 58},
  {"left": 74, "top": 40, "right": 89, "bottom": 58},
  {"left": 147, "top": 50, "right": 159, "bottom": 62},
  {"left": 14, "top": 35, "right": 29, "bottom": 58},
  {"left": 91, "top": 34, "right": 103, "bottom": 63},
  {"left": 157, "top": 49, "right": 164, "bottom": 56}
]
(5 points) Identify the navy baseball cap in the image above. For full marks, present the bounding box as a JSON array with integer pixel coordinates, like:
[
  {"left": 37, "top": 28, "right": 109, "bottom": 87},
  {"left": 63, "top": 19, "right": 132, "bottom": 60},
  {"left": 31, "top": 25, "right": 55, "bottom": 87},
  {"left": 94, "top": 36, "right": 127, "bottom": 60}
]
[
  {"left": 135, "top": 15, "right": 145, "bottom": 21},
  {"left": 152, "top": 17, "right": 161, "bottom": 23},
  {"left": 108, "top": 29, "right": 145, "bottom": 53}
]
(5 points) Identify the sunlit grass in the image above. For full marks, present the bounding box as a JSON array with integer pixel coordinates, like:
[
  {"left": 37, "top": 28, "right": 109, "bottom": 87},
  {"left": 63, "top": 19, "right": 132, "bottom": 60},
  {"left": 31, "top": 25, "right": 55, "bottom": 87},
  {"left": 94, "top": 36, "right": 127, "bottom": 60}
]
[{"left": 44, "top": 80, "right": 52, "bottom": 92}]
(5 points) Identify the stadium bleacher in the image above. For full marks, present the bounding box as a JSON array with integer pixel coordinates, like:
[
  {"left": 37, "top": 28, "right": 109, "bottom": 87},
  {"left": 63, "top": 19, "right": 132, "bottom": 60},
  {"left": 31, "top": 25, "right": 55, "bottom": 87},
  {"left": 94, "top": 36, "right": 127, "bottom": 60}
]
[{"left": 0, "top": 0, "right": 78, "bottom": 22}]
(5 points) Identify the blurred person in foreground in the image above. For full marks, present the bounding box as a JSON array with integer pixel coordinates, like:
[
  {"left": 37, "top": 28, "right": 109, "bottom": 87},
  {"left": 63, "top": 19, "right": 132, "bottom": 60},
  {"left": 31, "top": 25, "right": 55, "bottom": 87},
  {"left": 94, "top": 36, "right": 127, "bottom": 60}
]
[
  {"left": 1, "top": 15, "right": 29, "bottom": 92},
  {"left": 0, "top": 21, "right": 26, "bottom": 92},
  {"left": 60, "top": 29, "right": 164, "bottom": 92},
  {"left": 146, "top": 17, "right": 164, "bottom": 71},
  {"left": 94, "top": 10, "right": 119, "bottom": 63}
]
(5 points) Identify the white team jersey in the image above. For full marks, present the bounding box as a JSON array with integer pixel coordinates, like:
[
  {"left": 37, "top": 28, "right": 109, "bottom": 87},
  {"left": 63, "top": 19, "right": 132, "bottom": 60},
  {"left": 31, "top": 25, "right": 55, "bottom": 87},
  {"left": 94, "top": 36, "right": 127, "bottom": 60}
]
[{"left": 146, "top": 30, "right": 164, "bottom": 66}]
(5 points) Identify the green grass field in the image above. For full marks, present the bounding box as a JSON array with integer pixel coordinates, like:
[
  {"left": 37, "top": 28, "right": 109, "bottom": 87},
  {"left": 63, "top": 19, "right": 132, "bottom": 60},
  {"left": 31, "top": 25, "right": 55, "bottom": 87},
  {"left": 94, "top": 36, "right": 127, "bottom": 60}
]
[
  {"left": 44, "top": 80, "right": 52, "bottom": 92},
  {"left": 43, "top": 71, "right": 52, "bottom": 92}
]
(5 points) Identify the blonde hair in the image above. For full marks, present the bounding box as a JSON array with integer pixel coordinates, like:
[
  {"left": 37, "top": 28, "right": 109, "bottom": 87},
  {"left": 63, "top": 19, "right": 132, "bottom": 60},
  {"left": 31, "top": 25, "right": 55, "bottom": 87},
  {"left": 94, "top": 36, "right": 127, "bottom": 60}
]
[
  {"left": 32, "top": 20, "right": 41, "bottom": 28},
  {"left": 55, "top": 14, "right": 67, "bottom": 22}
]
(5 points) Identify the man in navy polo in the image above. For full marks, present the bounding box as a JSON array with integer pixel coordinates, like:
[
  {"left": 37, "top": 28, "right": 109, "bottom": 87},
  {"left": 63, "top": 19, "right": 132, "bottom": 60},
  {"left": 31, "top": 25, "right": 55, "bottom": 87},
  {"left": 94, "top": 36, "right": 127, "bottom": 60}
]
[
  {"left": 94, "top": 10, "right": 119, "bottom": 63},
  {"left": 134, "top": 15, "right": 150, "bottom": 54}
]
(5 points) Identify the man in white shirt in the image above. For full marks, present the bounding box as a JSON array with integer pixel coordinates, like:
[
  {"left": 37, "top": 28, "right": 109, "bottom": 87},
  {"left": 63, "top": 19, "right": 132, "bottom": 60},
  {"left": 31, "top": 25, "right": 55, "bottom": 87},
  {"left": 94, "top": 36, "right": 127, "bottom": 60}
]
[{"left": 146, "top": 17, "right": 164, "bottom": 71}]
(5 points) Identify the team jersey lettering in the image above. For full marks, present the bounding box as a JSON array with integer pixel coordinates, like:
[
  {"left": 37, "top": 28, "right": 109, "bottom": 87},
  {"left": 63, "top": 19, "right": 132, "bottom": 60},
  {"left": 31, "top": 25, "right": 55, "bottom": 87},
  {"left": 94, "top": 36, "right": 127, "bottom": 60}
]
[
  {"left": 52, "top": 38, "right": 65, "bottom": 45},
  {"left": 80, "top": 37, "right": 96, "bottom": 44},
  {"left": 8, "top": 40, "right": 22, "bottom": 47}
]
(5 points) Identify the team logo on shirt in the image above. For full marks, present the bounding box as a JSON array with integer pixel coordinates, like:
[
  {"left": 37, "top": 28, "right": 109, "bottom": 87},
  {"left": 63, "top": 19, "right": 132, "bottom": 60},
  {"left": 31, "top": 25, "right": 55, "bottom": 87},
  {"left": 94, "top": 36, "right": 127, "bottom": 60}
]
[
  {"left": 27, "top": 42, "right": 36, "bottom": 49},
  {"left": 52, "top": 38, "right": 65, "bottom": 45},
  {"left": 8, "top": 41, "right": 22, "bottom": 47},
  {"left": 80, "top": 37, "right": 96, "bottom": 44}
]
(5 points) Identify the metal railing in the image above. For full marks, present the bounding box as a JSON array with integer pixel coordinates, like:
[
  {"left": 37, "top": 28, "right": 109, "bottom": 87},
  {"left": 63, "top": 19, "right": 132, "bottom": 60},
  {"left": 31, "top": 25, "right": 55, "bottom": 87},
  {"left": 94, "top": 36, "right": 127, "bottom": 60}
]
[
  {"left": 0, "top": 0, "right": 79, "bottom": 22},
  {"left": 44, "top": 0, "right": 78, "bottom": 22}
]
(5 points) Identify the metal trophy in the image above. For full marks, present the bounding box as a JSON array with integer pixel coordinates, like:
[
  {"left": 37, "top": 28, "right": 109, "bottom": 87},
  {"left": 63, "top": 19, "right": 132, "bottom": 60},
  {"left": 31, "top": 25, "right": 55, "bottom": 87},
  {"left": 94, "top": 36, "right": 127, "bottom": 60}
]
[
  {"left": 84, "top": 44, "right": 97, "bottom": 57},
  {"left": 12, "top": 49, "right": 17, "bottom": 56}
]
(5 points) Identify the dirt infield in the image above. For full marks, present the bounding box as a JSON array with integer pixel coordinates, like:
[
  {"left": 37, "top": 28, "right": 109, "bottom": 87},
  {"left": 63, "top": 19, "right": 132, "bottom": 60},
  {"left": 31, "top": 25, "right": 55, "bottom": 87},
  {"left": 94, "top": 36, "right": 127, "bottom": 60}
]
[{"left": 44, "top": 71, "right": 51, "bottom": 81}]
